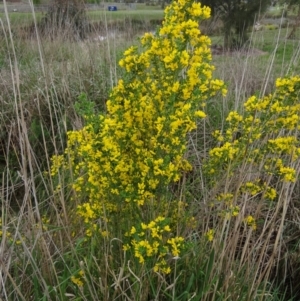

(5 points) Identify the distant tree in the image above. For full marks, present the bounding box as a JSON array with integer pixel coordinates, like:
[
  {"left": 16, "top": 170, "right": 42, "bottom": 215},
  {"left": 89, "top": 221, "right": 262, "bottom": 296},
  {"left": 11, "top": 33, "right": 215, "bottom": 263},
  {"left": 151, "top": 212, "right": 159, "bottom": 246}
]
[
  {"left": 85, "top": 0, "right": 101, "bottom": 3},
  {"left": 40, "top": 0, "right": 87, "bottom": 39},
  {"left": 283, "top": 0, "right": 300, "bottom": 38},
  {"left": 200, "top": 0, "right": 271, "bottom": 49}
]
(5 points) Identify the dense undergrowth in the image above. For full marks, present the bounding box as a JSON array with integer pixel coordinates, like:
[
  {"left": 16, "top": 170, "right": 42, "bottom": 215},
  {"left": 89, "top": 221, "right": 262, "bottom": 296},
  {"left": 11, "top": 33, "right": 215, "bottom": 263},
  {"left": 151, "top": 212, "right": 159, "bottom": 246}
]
[{"left": 1, "top": 1, "right": 300, "bottom": 301}]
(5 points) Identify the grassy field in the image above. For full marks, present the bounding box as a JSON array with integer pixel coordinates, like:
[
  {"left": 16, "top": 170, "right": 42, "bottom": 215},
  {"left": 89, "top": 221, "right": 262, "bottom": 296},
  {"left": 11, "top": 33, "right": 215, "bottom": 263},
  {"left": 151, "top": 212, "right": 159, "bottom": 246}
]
[
  {"left": 0, "top": 3, "right": 164, "bottom": 26},
  {"left": 0, "top": 10, "right": 164, "bottom": 23},
  {"left": 88, "top": 9, "right": 164, "bottom": 22},
  {"left": 0, "top": 11, "right": 41, "bottom": 26},
  {"left": 1, "top": 2, "right": 300, "bottom": 301}
]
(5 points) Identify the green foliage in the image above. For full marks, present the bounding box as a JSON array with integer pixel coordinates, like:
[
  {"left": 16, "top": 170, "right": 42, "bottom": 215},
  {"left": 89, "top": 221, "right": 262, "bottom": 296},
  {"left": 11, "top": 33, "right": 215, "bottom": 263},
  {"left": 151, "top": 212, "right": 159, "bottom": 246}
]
[
  {"left": 200, "top": 0, "right": 271, "bottom": 48},
  {"left": 280, "top": 0, "right": 300, "bottom": 6},
  {"left": 74, "top": 93, "right": 96, "bottom": 123}
]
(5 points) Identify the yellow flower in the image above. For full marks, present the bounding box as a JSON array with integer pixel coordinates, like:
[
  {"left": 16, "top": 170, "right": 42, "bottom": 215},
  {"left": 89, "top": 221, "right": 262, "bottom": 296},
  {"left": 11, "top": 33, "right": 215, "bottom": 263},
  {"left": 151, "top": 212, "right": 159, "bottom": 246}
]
[
  {"left": 279, "top": 166, "right": 296, "bottom": 182},
  {"left": 245, "top": 215, "right": 256, "bottom": 230},
  {"left": 205, "top": 229, "right": 214, "bottom": 242},
  {"left": 130, "top": 227, "right": 137, "bottom": 235},
  {"left": 71, "top": 271, "right": 85, "bottom": 288},
  {"left": 265, "top": 187, "right": 277, "bottom": 201},
  {"left": 71, "top": 276, "right": 83, "bottom": 287},
  {"left": 195, "top": 110, "right": 206, "bottom": 118}
]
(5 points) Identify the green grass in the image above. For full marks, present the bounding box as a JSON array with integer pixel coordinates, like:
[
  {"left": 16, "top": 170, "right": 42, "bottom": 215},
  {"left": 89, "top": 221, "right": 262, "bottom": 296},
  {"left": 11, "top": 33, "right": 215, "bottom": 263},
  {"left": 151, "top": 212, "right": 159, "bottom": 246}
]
[
  {"left": 0, "top": 11, "right": 164, "bottom": 29},
  {"left": 0, "top": 5, "right": 164, "bottom": 27},
  {"left": 0, "top": 12, "right": 43, "bottom": 26},
  {"left": 251, "top": 27, "right": 300, "bottom": 76},
  {"left": 88, "top": 9, "right": 164, "bottom": 22}
]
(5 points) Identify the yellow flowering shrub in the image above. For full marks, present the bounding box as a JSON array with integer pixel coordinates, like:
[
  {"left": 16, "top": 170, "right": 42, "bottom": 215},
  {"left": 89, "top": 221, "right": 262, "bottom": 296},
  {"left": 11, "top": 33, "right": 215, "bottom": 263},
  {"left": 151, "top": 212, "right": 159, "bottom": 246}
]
[
  {"left": 124, "top": 216, "right": 184, "bottom": 274},
  {"left": 51, "top": 0, "right": 225, "bottom": 273},
  {"left": 206, "top": 75, "right": 300, "bottom": 229}
]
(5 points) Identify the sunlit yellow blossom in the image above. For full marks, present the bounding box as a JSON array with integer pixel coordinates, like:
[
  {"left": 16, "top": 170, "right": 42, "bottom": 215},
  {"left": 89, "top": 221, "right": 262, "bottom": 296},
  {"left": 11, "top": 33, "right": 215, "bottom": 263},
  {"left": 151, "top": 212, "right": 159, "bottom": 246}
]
[
  {"left": 265, "top": 187, "right": 277, "bottom": 200},
  {"left": 205, "top": 229, "right": 214, "bottom": 242},
  {"left": 71, "top": 270, "right": 85, "bottom": 287},
  {"left": 245, "top": 215, "right": 257, "bottom": 230},
  {"left": 279, "top": 166, "right": 296, "bottom": 182},
  {"left": 195, "top": 110, "right": 206, "bottom": 118}
]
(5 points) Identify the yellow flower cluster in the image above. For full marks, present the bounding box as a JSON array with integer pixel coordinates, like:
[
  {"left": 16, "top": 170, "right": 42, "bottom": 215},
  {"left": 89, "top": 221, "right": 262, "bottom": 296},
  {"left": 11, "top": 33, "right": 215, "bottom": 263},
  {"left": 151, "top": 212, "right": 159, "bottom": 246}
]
[
  {"left": 206, "top": 76, "right": 300, "bottom": 230},
  {"left": 205, "top": 229, "right": 215, "bottom": 242},
  {"left": 207, "top": 76, "right": 300, "bottom": 179},
  {"left": 124, "top": 216, "right": 184, "bottom": 274},
  {"left": 241, "top": 181, "right": 277, "bottom": 201},
  {"left": 50, "top": 0, "right": 224, "bottom": 245},
  {"left": 71, "top": 270, "right": 85, "bottom": 288},
  {"left": 244, "top": 215, "right": 257, "bottom": 230}
]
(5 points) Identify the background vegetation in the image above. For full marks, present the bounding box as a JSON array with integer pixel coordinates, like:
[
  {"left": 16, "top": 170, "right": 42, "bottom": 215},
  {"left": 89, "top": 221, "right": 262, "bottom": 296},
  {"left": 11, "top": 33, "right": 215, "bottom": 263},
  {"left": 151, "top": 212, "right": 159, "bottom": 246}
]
[{"left": 1, "top": 0, "right": 300, "bottom": 300}]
